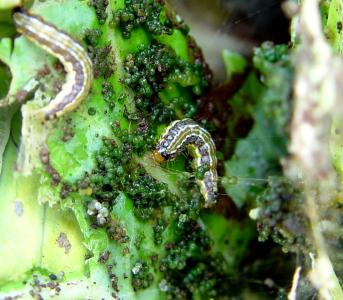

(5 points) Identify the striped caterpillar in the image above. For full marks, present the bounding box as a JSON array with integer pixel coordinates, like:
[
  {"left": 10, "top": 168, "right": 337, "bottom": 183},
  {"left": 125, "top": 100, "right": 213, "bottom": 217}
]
[
  {"left": 153, "top": 119, "right": 218, "bottom": 207},
  {"left": 13, "top": 11, "right": 93, "bottom": 120}
]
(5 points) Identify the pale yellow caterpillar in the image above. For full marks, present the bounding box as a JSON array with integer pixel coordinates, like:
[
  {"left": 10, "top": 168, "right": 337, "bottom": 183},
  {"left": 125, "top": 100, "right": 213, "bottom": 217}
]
[
  {"left": 13, "top": 11, "right": 93, "bottom": 120},
  {"left": 153, "top": 119, "right": 218, "bottom": 207}
]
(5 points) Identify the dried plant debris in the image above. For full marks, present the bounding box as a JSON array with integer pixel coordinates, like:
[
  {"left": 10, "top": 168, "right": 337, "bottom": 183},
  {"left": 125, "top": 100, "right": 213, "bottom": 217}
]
[
  {"left": 285, "top": 0, "right": 343, "bottom": 299},
  {"left": 287, "top": 0, "right": 343, "bottom": 183}
]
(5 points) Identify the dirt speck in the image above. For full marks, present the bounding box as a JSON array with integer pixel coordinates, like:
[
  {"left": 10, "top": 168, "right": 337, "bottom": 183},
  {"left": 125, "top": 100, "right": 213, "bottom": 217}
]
[
  {"left": 14, "top": 200, "right": 24, "bottom": 217},
  {"left": 39, "top": 148, "right": 61, "bottom": 186},
  {"left": 56, "top": 232, "right": 71, "bottom": 254}
]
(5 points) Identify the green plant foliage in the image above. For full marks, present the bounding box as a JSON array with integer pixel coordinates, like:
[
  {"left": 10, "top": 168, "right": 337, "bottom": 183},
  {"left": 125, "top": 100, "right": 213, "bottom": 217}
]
[
  {"left": 223, "top": 42, "right": 293, "bottom": 208},
  {"left": 1, "top": 0, "right": 343, "bottom": 299},
  {"left": 325, "top": 0, "right": 343, "bottom": 53},
  {"left": 0, "top": 0, "right": 241, "bottom": 299}
]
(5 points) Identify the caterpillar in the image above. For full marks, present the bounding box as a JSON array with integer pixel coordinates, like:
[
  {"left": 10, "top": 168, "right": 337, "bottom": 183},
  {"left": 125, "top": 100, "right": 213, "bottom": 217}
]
[
  {"left": 153, "top": 119, "right": 218, "bottom": 207},
  {"left": 13, "top": 11, "right": 93, "bottom": 120}
]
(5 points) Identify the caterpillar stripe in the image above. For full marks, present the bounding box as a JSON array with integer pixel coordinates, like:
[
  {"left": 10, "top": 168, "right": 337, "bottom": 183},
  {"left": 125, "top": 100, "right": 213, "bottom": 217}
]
[
  {"left": 13, "top": 11, "right": 93, "bottom": 120},
  {"left": 153, "top": 119, "right": 218, "bottom": 207}
]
